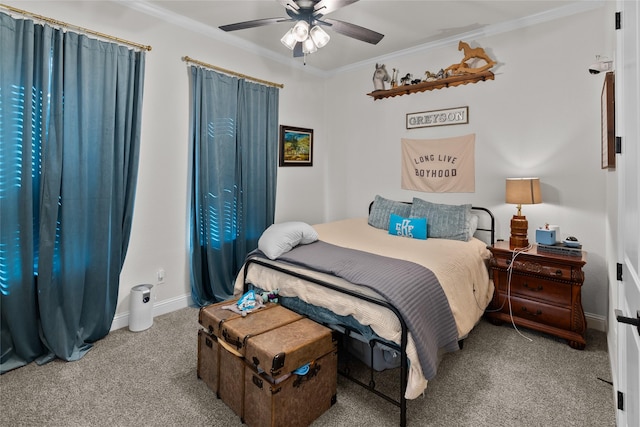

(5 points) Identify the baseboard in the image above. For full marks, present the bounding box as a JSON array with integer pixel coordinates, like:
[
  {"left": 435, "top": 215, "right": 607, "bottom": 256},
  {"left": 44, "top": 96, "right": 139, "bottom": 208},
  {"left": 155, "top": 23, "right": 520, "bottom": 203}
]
[
  {"left": 110, "top": 293, "right": 195, "bottom": 331},
  {"left": 110, "top": 296, "right": 607, "bottom": 333},
  {"left": 586, "top": 312, "right": 606, "bottom": 332}
]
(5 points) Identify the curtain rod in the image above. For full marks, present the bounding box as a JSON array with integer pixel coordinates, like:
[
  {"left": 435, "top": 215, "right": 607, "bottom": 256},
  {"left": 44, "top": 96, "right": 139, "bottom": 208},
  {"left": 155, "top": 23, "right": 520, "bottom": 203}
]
[
  {"left": 182, "top": 56, "right": 284, "bottom": 89},
  {"left": 0, "top": 3, "right": 152, "bottom": 51}
]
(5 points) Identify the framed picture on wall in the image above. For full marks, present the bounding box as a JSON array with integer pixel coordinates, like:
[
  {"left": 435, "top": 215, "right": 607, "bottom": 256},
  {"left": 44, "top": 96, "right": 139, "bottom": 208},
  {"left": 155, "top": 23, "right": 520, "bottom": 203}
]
[
  {"left": 279, "top": 125, "right": 313, "bottom": 167},
  {"left": 601, "top": 72, "right": 615, "bottom": 169}
]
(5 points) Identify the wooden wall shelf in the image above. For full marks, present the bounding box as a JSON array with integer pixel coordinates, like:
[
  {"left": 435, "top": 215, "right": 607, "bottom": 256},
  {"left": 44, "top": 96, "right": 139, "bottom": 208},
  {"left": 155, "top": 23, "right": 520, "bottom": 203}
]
[{"left": 366, "top": 71, "right": 495, "bottom": 100}]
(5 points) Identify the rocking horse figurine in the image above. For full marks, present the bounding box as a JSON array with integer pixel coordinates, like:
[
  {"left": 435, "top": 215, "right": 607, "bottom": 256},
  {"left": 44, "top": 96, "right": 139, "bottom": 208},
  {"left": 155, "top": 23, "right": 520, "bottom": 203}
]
[
  {"left": 445, "top": 41, "right": 496, "bottom": 76},
  {"left": 372, "top": 63, "right": 390, "bottom": 91}
]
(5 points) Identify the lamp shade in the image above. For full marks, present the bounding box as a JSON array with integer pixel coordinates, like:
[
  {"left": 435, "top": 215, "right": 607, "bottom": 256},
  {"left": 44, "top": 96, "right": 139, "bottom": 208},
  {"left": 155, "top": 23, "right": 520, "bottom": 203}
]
[
  {"left": 302, "top": 37, "right": 317, "bottom": 54},
  {"left": 292, "top": 20, "right": 309, "bottom": 42},
  {"left": 506, "top": 177, "right": 541, "bottom": 249},
  {"left": 280, "top": 28, "right": 297, "bottom": 50},
  {"left": 309, "top": 25, "right": 330, "bottom": 48},
  {"left": 505, "top": 177, "right": 542, "bottom": 205}
]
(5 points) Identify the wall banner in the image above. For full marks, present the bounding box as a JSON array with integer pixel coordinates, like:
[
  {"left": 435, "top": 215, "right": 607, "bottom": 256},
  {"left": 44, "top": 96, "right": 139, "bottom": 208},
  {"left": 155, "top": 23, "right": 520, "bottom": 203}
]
[{"left": 401, "top": 134, "right": 475, "bottom": 193}]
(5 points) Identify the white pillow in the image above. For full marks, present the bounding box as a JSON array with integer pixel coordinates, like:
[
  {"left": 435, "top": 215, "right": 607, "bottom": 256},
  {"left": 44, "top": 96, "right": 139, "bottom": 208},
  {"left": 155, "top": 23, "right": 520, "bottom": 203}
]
[
  {"left": 258, "top": 222, "right": 319, "bottom": 260},
  {"left": 468, "top": 214, "right": 479, "bottom": 240}
]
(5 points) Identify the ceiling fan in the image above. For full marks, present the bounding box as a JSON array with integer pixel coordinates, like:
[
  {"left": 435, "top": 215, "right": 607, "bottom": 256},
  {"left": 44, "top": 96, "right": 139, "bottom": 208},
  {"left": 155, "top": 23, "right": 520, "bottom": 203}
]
[{"left": 219, "top": 0, "right": 384, "bottom": 57}]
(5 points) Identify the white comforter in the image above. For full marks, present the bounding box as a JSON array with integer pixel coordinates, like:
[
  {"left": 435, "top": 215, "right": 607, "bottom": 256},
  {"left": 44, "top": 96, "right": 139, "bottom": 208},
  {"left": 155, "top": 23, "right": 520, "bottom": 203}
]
[{"left": 234, "top": 217, "right": 494, "bottom": 398}]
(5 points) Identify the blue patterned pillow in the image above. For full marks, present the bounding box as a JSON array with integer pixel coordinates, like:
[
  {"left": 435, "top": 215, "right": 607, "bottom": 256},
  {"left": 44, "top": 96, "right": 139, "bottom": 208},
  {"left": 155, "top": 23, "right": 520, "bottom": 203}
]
[
  {"left": 388, "top": 214, "right": 427, "bottom": 240},
  {"left": 410, "top": 198, "right": 471, "bottom": 241},
  {"left": 368, "top": 195, "right": 412, "bottom": 230}
]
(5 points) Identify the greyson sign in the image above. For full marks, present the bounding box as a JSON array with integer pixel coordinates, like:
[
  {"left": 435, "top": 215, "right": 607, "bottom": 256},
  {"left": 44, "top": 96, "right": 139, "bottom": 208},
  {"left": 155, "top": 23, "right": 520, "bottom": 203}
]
[{"left": 406, "top": 106, "right": 469, "bottom": 129}]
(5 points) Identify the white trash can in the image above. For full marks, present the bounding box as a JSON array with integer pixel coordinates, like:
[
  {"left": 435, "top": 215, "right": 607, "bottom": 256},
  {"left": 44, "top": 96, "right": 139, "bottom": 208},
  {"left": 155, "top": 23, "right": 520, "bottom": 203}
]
[{"left": 129, "top": 284, "right": 153, "bottom": 332}]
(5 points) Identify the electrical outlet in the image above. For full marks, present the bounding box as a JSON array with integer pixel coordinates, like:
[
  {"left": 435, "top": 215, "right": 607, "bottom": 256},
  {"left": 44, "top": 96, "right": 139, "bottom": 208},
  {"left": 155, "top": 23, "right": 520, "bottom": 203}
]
[{"left": 157, "top": 269, "right": 165, "bottom": 284}]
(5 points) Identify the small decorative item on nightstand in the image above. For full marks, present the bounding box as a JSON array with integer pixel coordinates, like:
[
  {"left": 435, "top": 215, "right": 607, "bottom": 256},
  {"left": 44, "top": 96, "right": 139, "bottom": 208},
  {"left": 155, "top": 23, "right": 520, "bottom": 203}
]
[
  {"left": 535, "top": 227, "right": 556, "bottom": 245},
  {"left": 486, "top": 241, "right": 587, "bottom": 349}
]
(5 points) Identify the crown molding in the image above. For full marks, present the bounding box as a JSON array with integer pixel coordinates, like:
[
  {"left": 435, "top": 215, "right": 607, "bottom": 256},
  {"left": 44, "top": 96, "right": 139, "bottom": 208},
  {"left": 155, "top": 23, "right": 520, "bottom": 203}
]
[
  {"left": 328, "top": 0, "right": 606, "bottom": 76},
  {"left": 120, "top": 0, "right": 605, "bottom": 79},
  {"left": 116, "top": 0, "right": 326, "bottom": 77}
]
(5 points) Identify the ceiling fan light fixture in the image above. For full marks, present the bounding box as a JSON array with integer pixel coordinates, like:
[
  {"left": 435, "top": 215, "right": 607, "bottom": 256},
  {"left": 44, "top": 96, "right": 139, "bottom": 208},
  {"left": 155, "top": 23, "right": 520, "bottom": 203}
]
[
  {"left": 220, "top": 0, "right": 385, "bottom": 60},
  {"left": 302, "top": 36, "right": 317, "bottom": 54},
  {"left": 309, "top": 25, "right": 330, "bottom": 49},
  {"left": 280, "top": 28, "right": 297, "bottom": 50},
  {"left": 292, "top": 20, "right": 310, "bottom": 42}
]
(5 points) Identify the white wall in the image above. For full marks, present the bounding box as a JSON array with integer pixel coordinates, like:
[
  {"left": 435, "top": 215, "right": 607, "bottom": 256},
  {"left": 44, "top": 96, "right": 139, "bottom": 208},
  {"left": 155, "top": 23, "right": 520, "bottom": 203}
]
[
  {"left": 323, "top": 6, "right": 610, "bottom": 322},
  {"left": 5, "top": 1, "right": 611, "bottom": 327}
]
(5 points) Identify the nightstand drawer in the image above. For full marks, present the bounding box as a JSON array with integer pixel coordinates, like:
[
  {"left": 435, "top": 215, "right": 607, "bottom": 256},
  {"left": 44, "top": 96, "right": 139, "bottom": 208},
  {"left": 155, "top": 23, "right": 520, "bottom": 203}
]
[
  {"left": 509, "top": 294, "right": 572, "bottom": 330},
  {"left": 494, "top": 256, "right": 573, "bottom": 280},
  {"left": 499, "top": 273, "right": 572, "bottom": 305}
]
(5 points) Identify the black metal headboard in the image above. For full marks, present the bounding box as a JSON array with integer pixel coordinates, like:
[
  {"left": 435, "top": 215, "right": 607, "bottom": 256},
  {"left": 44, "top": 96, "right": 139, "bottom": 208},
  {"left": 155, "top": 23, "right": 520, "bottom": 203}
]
[{"left": 367, "top": 201, "right": 495, "bottom": 246}]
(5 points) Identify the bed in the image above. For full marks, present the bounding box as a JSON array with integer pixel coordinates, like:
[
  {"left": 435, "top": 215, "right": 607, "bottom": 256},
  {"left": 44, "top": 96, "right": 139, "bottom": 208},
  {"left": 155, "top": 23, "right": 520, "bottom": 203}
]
[{"left": 233, "top": 196, "right": 495, "bottom": 426}]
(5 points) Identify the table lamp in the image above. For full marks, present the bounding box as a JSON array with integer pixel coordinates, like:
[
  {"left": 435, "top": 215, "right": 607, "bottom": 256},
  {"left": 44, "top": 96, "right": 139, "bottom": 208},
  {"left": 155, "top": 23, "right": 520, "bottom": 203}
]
[{"left": 505, "top": 177, "right": 542, "bottom": 248}]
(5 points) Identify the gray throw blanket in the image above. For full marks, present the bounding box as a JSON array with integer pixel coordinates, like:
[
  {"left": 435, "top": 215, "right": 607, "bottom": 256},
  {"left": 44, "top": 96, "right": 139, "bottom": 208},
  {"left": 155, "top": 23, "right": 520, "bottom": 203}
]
[{"left": 261, "top": 240, "right": 459, "bottom": 380}]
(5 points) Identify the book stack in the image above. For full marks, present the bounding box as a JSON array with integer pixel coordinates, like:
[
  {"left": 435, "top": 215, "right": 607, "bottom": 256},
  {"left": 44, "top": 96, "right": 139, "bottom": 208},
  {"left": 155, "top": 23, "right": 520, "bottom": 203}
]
[{"left": 537, "top": 242, "right": 583, "bottom": 257}]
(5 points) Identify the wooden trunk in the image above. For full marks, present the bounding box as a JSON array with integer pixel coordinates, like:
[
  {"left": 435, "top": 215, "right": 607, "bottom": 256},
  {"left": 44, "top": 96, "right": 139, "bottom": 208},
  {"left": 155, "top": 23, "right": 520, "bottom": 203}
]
[
  {"left": 198, "top": 298, "right": 278, "bottom": 338},
  {"left": 218, "top": 339, "right": 245, "bottom": 418},
  {"left": 197, "top": 302, "right": 335, "bottom": 422},
  {"left": 197, "top": 328, "right": 248, "bottom": 418},
  {"left": 244, "top": 317, "right": 336, "bottom": 378},
  {"left": 243, "top": 349, "right": 338, "bottom": 427},
  {"left": 196, "top": 329, "right": 219, "bottom": 393},
  {"left": 219, "top": 306, "right": 302, "bottom": 352}
]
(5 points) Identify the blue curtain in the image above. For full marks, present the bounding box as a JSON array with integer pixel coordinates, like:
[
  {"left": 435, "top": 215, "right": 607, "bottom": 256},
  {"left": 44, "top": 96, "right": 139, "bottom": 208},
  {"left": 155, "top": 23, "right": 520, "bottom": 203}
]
[
  {"left": 189, "top": 66, "right": 279, "bottom": 305},
  {"left": 0, "top": 12, "right": 146, "bottom": 373}
]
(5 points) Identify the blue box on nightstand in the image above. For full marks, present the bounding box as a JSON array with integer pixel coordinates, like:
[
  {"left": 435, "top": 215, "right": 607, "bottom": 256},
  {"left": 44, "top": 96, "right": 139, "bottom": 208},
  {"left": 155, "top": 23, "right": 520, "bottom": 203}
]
[{"left": 535, "top": 229, "right": 556, "bottom": 245}]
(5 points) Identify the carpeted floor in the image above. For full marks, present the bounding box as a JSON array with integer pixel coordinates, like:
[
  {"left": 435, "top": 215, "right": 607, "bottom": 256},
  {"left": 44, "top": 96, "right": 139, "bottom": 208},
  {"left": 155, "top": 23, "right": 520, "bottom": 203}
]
[{"left": 1, "top": 307, "right": 615, "bottom": 426}]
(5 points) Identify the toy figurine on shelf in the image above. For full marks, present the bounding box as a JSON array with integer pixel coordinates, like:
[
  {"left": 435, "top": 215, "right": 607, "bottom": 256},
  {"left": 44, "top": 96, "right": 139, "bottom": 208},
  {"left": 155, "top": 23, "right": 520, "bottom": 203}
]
[
  {"left": 424, "top": 71, "right": 438, "bottom": 82},
  {"left": 390, "top": 68, "right": 398, "bottom": 88},
  {"left": 435, "top": 68, "right": 448, "bottom": 79},
  {"left": 400, "top": 73, "right": 412, "bottom": 85},
  {"left": 372, "top": 63, "right": 390, "bottom": 91},
  {"left": 445, "top": 40, "right": 496, "bottom": 76}
]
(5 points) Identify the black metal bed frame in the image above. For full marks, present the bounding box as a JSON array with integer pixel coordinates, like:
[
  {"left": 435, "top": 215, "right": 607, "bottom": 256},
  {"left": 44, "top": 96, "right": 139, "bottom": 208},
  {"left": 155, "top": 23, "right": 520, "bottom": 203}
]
[{"left": 242, "top": 206, "right": 494, "bottom": 427}]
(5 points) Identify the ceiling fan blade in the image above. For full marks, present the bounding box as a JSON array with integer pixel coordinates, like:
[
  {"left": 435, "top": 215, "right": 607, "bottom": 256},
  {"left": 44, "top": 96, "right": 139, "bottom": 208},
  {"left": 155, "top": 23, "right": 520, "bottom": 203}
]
[
  {"left": 314, "top": 0, "right": 359, "bottom": 15},
  {"left": 293, "top": 42, "right": 304, "bottom": 57},
  {"left": 278, "top": 0, "right": 301, "bottom": 11},
  {"left": 321, "top": 18, "right": 384, "bottom": 45},
  {"left": 219, "top": 17, "right": 290, "bottom": 32}
]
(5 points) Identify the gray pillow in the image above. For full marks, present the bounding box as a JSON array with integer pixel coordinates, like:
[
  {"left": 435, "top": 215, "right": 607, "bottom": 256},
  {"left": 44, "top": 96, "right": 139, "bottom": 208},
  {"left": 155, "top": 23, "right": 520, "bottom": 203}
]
[
  {"left": 410, "top": 198, "right": 471, "bottom": 241},
  {"left": 368, "top": 195, "right": 412, "bottom": 230}
]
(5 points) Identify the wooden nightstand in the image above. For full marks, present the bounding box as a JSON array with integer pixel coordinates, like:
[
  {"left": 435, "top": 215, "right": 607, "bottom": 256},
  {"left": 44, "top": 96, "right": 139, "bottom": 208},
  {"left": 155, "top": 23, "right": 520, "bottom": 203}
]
[{"left": 486, "top": 241, "right": 587, "bottom": 349}]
